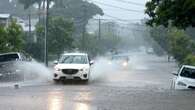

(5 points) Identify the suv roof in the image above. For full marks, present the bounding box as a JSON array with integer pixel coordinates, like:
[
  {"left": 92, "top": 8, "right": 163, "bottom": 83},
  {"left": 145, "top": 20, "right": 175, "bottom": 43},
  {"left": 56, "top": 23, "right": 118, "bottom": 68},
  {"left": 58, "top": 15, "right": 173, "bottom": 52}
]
[
  {"left": 0, "top": 52, "right": 21, "bottom": 62},
  {"left": 0, "top": 52, "right": 20, "bottom": 56},
  {"left": 183, "top": 65, "right": 195, "bottom": 69}
]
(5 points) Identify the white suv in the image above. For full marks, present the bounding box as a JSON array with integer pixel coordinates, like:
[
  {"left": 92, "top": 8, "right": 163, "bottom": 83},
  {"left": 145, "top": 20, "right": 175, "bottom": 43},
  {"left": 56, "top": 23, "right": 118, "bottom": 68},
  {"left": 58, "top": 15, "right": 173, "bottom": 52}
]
[
  {"left": 172, "top": 65, "right": 195, "bottom": 89},
  {"left": 53, "top": 53, "right": 93, "bottom": 82}
]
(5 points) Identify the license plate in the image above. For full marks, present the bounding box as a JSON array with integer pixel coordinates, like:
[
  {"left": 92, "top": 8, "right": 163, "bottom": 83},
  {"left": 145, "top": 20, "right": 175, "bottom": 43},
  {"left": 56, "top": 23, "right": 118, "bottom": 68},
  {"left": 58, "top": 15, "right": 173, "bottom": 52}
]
[{"left": 66, "top": 75, "right": 74, "bottom": 79}]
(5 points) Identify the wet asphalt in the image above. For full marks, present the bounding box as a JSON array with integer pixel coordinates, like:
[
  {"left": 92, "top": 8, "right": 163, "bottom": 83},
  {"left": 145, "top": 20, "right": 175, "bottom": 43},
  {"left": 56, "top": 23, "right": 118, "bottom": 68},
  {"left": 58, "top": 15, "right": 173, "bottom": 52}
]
[{"left": 0, "top": 53, "right": 195, "bottom": 110}]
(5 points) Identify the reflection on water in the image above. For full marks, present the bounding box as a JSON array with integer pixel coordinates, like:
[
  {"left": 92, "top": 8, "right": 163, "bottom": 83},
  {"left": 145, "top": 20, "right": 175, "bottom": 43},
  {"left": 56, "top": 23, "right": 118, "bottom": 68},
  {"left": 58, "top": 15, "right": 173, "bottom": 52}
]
[
  {"left": 48, "top": 92, "right": 65, "bottom": 110},
  {"left": 75, "top": 92, "right": 92, "bottom": 101},
  {"left": 47, "top": 91, "right": 91, "bottom": 110},
  {"left": 75, "top": 103, "right": 89, "bottom": 110}
]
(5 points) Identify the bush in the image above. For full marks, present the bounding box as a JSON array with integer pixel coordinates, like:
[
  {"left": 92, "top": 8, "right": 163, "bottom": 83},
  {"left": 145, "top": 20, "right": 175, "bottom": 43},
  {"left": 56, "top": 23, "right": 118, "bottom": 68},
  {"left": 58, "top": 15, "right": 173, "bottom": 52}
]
[
  {"left": 183, "top": 54, "right": 195, "bottom": 66},
  {"left": 168, "top": 28, "right": 195, "bottom": 63}
]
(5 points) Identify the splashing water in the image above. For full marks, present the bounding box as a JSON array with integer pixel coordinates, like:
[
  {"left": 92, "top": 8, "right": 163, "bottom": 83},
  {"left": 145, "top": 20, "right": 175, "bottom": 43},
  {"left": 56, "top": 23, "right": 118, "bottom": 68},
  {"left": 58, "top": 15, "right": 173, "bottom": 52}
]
[
  {"left": 90, "top": 53, "right": 149, "bottom": 83},
  {"left": 90, "top": 57, "right": 125, "bottom": 82},
  {"left": 15, "top": 61, "right": 53, "bottom": 82}
]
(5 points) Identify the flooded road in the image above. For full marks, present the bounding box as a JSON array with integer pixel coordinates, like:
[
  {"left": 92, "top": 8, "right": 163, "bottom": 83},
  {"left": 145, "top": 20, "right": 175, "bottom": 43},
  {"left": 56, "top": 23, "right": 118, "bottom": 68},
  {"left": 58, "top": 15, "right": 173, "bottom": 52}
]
[{"left": 0, "top": 53, "right": 195, "bottom": 110}]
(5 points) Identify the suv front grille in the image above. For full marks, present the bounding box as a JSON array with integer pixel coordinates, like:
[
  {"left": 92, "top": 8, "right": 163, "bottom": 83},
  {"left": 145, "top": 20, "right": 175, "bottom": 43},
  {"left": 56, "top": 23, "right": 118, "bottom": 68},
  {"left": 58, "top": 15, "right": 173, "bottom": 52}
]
[
  {"left": 188, "top": 86, "right": 195, "bottom": 89},
  {"left": 62, "top": 69, "right": 79, "bottom": 75}
]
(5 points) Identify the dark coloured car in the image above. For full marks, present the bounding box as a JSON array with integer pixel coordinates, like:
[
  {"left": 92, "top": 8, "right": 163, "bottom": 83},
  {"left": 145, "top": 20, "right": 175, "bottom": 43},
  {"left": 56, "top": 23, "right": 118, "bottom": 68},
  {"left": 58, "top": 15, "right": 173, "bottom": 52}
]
[
  {"left": 109, "top": 54, "right": 130, "bottom": 68},
  {"left": 0, "top": 52, "right": 31, "bottom": 81}
]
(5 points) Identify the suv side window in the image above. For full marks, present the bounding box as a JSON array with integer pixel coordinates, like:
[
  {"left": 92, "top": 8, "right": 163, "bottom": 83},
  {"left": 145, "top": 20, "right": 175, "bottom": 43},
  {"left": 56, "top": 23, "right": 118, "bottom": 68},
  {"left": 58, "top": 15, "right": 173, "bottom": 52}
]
[{"left": 0, "top": 54, "right": 19, "bottom": 62}]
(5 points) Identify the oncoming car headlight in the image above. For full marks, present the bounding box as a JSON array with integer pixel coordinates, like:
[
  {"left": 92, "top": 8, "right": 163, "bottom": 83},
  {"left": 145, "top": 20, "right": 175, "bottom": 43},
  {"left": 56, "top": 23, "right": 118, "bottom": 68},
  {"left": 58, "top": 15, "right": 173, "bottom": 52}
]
[
  {"left": 177, "top": 81, "right": 187, "bottom": 86},
  {"left": 108, "top": 61, "right": 112, "bottom": 65},
  {"left": 122, "top": 62, "right": 128, "bottom": 67},
  {"left": 15, "top": 69, "right": 21, "bottom": 73}
]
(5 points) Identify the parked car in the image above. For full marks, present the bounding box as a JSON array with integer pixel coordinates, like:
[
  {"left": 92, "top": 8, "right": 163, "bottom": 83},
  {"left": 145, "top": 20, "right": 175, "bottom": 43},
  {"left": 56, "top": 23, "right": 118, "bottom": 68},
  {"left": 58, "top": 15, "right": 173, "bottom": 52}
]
[
  {"left": 53, "top": 53, "right": 93, "bottom": 82},
  {"left": 172, "top": 65, "right": 195, "bottom": 89},
  {"left": 0, "top": 52, "right": 31, "bottom": 81}
]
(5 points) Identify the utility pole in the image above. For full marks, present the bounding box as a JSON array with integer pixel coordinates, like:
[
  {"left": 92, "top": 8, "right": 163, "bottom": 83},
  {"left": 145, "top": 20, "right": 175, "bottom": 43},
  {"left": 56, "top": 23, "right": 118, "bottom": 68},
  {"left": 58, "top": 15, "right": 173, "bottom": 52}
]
[
  {"left": 82, "top": 3, "right": 87, "bottom": 51},
  {"left": 98, "top": 18, "right": 101, "bottom": 40},
  {"left": 44, "top": 0, "right": 49, "bottom": 66},
  {"left": 28, "top": 9, "right": 31, "bottom": 41}
]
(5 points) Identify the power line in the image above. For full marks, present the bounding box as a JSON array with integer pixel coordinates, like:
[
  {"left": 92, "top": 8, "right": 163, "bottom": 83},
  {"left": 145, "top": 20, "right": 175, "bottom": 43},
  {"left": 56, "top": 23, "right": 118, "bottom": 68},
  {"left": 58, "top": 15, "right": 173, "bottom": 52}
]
[
  {"left": 87, "top": 0, "right": 143, "bottom": 13},
  {"left": 103, "top": 14, "right": 142, "bottom": 22},
  {"left": 88, "top": 18, "right": 146, "bottom": 28},
  {"left": 104, "top": 14, "right": 133, "bottom": 22},
  {"left": 91, "top": 18, "right": 141, "bottom": 23},
  {"left": 112, "top": 0, "right": 145, "bottom": 6}
]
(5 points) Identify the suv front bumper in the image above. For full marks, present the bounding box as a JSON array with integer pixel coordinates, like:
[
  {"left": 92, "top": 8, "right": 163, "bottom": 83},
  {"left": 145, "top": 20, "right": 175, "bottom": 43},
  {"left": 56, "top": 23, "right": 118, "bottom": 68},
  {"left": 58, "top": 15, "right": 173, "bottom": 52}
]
[{"left": 53, "top": 70, "right": 89, "bottom": 81}]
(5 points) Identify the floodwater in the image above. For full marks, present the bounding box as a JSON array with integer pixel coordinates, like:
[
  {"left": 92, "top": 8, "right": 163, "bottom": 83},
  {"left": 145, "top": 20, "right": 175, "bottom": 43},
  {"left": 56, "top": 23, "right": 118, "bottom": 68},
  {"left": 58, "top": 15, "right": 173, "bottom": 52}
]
[{"left": 1, "top": 52, "right": 195, "bottom": 110}]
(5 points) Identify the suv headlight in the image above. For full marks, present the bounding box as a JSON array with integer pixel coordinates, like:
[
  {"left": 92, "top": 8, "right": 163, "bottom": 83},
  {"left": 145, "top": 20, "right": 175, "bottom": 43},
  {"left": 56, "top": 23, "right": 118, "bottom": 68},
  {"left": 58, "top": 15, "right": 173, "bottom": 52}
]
[
  {"left": 55, "top": 68, "right": 61, "bottom": 71},
  {"left": 177, "top": 81, "right": 187, "bottom": 86},
  {"left": 80, "top": 68, "right": 89, "bottom": 73}
]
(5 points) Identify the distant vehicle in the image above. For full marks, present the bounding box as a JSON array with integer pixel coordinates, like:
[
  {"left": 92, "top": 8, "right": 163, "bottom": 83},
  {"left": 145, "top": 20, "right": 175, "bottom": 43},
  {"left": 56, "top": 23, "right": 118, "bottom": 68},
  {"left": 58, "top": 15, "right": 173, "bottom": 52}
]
[
  {"left": 53, "top": 53, "right": 93, "bottom": 82},
  {"left": 172, "top": 65, "right": 195, "bottom": 89},
  {"left": 0, "top": 52, "right": 31, "bottom": 81},
  {"left": 109, "top": 54, "right": 129, "bottom": 68},
  {"left": 146, "top": 48, "right": 154, "bottom": 54}
]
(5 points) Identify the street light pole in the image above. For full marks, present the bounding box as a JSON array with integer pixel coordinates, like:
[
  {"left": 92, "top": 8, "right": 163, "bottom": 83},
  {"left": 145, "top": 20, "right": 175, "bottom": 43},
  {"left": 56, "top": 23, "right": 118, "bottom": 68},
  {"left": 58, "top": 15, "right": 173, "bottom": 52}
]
[
  {"left": 82, "top": 3, "right": 87, "bottom": 51},
  {"left": 28, "top": 8, "right": 31, "bottom": 40},
  {"left": 98, "top": 18, "right": 101, "bottom": 40},
  {"left": 44, "top": 0, "right": 49, "bottom": 66}
]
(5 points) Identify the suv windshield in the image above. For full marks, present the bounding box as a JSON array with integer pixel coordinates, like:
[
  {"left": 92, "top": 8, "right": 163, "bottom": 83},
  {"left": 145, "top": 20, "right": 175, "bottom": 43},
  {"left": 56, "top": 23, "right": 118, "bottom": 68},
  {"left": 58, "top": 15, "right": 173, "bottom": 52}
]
[
  {"left": 59, "top": 55, "right": 88, "bottom": 64},
  {"left": 180, "top": 67, "right": 195, "bottom": 79},
  {"left": 0, "top": 54, "right": 19, "bottom": 62}
]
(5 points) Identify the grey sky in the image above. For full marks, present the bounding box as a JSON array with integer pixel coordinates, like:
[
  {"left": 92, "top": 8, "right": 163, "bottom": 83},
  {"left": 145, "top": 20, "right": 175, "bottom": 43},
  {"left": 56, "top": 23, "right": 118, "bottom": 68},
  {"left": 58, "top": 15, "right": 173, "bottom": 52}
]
[{"left": 89, "top": 0, "right": 148, "bottom": 23}]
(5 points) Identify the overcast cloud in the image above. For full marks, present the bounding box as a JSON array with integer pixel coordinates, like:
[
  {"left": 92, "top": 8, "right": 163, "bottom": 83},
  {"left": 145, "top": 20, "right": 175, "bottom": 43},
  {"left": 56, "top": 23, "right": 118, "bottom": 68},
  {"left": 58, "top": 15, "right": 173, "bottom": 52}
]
[{"left": 89, "top": 0, "right": 148, "bottom": 23}]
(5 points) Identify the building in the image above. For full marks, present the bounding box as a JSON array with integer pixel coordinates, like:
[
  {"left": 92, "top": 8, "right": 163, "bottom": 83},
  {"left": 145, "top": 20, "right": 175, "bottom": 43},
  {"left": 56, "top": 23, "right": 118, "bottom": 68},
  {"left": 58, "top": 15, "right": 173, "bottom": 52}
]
[
  {"left": 16, "top": 17, "right": 38, "bottom": 43},
  {"left": 0, "top": 14, "right": 11, "bottom": 27}
]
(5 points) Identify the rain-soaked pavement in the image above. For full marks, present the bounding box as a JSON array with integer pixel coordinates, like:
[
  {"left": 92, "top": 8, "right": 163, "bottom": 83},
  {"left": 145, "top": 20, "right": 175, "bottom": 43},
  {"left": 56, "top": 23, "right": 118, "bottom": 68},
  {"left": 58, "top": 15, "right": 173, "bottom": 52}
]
[{"left": 0, "top": 53, "right": 195, "bottom": 110}]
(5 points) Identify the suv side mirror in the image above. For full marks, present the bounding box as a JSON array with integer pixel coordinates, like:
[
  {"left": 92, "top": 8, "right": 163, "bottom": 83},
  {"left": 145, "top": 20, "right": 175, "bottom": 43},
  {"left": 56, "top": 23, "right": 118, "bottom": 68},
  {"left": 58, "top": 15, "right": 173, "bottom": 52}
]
[
  {"left": 54, "top": 60, "right": 58, "bottom": 65},
  {"left": 90, "top": 60, "right": 94, "bottom": 65},
  {"left": 172, "top": 71, "right": 178, "bottom": 76}
]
